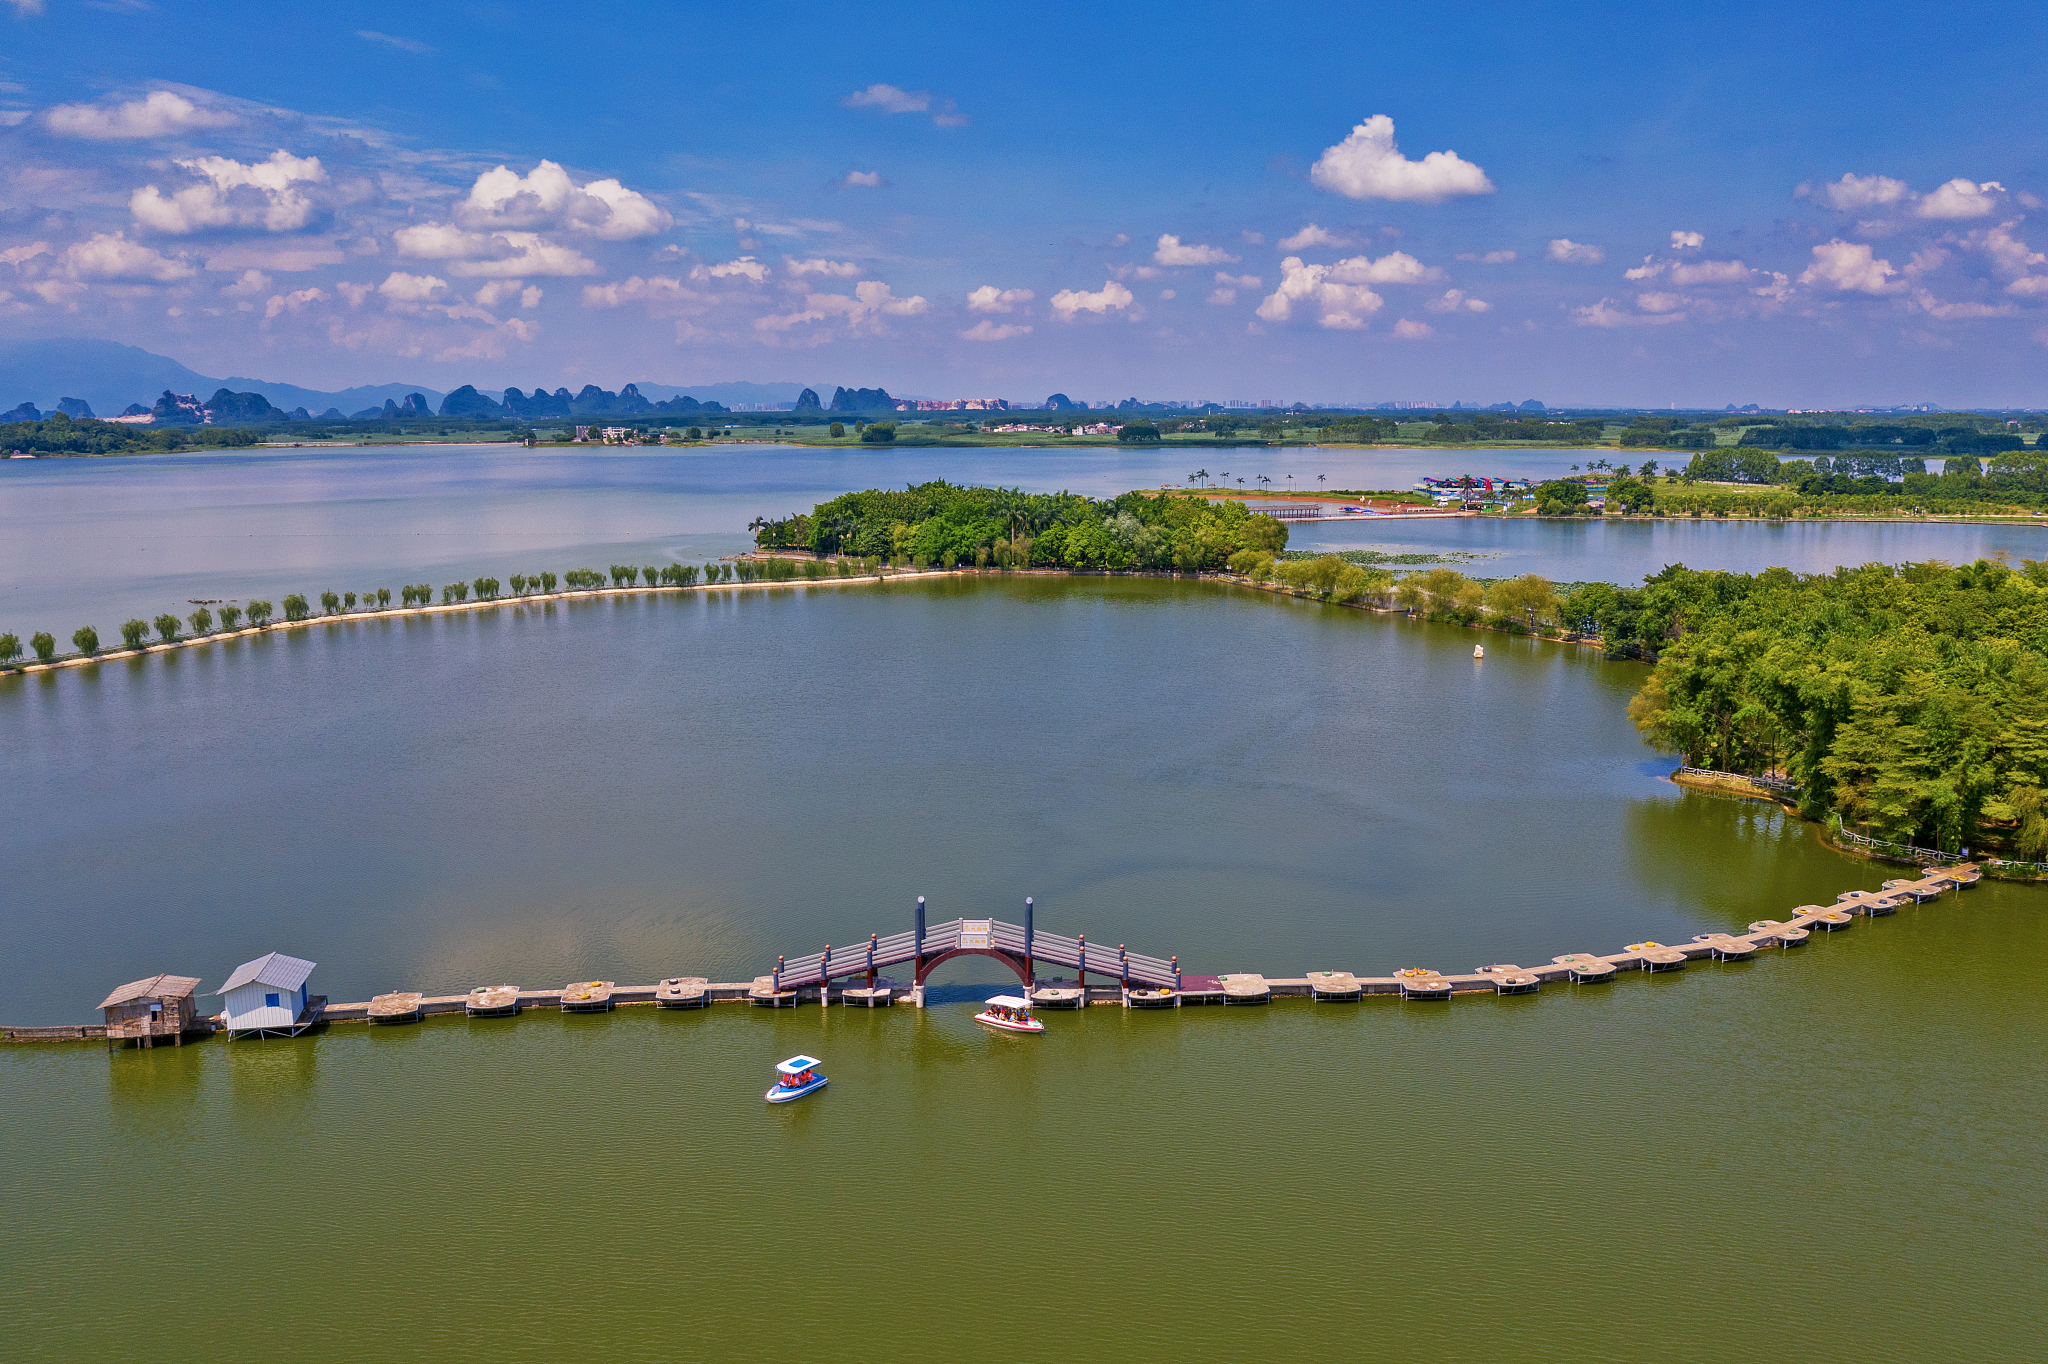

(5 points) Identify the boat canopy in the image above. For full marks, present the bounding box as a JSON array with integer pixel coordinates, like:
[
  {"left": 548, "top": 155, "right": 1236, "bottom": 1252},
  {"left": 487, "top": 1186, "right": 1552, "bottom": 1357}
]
[
  {"left": 776, "top": 1055, "right": 822, "bottom": 1075},
  {"left": 982, "top": 995, "right": 1029, "bottom": 1010}
]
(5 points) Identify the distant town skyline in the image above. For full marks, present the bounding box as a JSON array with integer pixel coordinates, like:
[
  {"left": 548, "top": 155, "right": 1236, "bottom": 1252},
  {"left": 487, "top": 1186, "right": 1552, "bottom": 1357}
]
[{"left": 1, "top": 0, "right": 2044, "bottom": 408}]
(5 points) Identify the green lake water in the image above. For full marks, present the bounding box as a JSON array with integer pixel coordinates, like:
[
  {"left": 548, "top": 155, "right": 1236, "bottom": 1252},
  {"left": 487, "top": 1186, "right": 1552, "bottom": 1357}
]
[{"left": 3, "top": 576, "right": 2041, "bottom": 1360}]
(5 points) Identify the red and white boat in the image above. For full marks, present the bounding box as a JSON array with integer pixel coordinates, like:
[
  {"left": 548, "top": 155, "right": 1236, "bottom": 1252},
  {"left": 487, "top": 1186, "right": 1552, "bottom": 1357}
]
[{"left": 973, "top": 994, "right": 1044, "bottom": 1034}]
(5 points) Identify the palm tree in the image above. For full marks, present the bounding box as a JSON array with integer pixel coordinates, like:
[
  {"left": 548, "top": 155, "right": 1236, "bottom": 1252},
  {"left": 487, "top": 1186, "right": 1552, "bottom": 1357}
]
[
  {"left": 1236, "top": 476, "right": 1245, "bottom": 491},
  {"left": 1317, "top": 474, "right": 1326, "bottom": 491},
  {"left": 1194, "top": 467, "right": 1210, "bottom": 487}
]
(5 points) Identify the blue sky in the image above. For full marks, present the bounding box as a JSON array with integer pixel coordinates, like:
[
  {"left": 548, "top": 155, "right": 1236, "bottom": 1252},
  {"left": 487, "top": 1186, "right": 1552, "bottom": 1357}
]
[{"left": 3, "top": 0, "right": 2046, "bottom": 407}]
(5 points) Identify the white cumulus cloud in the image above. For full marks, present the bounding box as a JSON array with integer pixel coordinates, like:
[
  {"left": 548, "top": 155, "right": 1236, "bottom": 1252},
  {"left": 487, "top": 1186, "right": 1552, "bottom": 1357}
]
[
  {"left": 843, "top": 170, "right": 884, "bottom": 187},
  {"left": 1810, "top": 173, "right": 1913, "bottom": 211},
  {"left": 784, "top": 257, "right": 860, "bottom": 278},
  {"left": 1050, "top": 279, "right": 1136, "bottom": 321},
  {"left": 60, "top": 231, "right": 193, "bottom": 281},
  {"left": 841, "top": 84, "right": 966, "bottom": 126},
  {"left": 456, "top": 161, "right": 670, "bottom": 240},
  {"left": 689, "top": 256, "right": 770, "bottom": 283},
  {"left": 44, "top": 90, "right": 236, "bottom": 140},
  {"left": 1255, "top": 257, "right": 1384, "bottom": 329},
  {"left": 966, "top": 285, "right": 1033, "bottom": 313},
  {"left": 262, "top": 286, "right": 326, "bottom": 320},
  {"left": 1390, "top": 318, "right": 1433, "bottom": 339},
  {"left": 1425, "top": 289, "right": 1488, "bottom": 313},
  {"left": 1671, "top": 230, "right": 1704, "bottom": 249},
  {"left": 960, "top": 320, "right": 1031, "bottom": 341},
  {"left": 1669, "top": 259, "right": 1753, "bottom": 285},
  {"left": 1547, "top": 239, "right": 1605, "bottom": 265},
  {"left": 1326, "top": 250, "right": 1439, "bottom": 285},
  {"left": 1276, "top": 224, "right": 1353, "bottom": 251},
  {"left": 377, "top": 271, "right": 447, "bottom": 303},
  {"left": 1799, "top": 239, "right": 1899, "bottom": 294},
  {"left": 1309, "top": 115, "right": 1494, "bottom": 203},
  {"left": 757, "top": 280, "right": 930, "bottom": 337},
  {"left": 1571, "top": 298, "right": 1686, "bottom": 328},
  {"left": 580, "top": 276, "right": 697, "bottom": 309},
  {"left": 1153, "top": 234, "right": 1239, "bottom": 266},
  {"left": 1968, "top": 221, "right": 2046, "bottom": 277},
  {"left": 1455, "top": 249, "right": 1517, "bottom": 264},
  {"left": 1915, "top": 178, "right": 2005, "bottom": 219},
  {"left": 1911, "top": 288, "right": 2013, "bottom": 319},
  {"left": 392, "top": 223, "right": 597, "bottom": 277},
  {"left": 130, "top": 150, "right": 326, "bottom": 234}
]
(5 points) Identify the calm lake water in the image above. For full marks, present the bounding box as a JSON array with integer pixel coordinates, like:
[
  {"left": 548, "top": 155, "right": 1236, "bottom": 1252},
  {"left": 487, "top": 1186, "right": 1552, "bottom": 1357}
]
[
  {"left": 2, "top": 443, "right": 2040, "bottom": 630},
  {"left": 2, "top": 576, "right": 2042, "bottom": 1359}
]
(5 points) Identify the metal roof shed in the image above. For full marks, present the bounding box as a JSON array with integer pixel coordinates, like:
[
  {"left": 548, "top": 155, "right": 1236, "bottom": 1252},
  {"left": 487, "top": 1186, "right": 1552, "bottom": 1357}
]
[{"left": 213, "top": 952, "right": 324, "bottom": 1039}]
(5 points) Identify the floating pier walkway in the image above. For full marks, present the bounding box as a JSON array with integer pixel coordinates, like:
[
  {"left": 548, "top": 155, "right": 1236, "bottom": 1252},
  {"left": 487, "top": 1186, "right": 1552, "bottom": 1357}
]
[{"left": 1, "top": 866, "right": 1985, "bottom": 1043}]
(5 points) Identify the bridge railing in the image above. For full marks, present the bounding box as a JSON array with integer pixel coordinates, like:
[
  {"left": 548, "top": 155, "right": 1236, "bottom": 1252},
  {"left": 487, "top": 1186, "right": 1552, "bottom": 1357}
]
[{"left": 771, "top": 917, "right": 1176, "bottom": 988}]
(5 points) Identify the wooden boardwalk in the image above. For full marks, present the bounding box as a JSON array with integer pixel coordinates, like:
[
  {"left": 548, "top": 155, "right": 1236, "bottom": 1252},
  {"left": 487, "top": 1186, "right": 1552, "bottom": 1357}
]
[{"left": 7, "top": 866, "right": 1981, "bottom": 1041}]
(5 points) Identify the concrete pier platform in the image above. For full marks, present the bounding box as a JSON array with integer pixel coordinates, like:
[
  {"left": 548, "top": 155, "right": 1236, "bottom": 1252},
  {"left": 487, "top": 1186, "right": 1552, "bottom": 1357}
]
[
  {"left": 465, "top": 985, "right": 521, "bottom": 1017},
  {"left": 561, "top": 981, "right": 615, "bottom": 1012},
  {"left": 1220, "top": 973, "right": 1271, "bottom": 1004},
  {"left": 748, "top": 976, "right": 797, "bottom": 1007},
  {"left": 655, "top": 977, "right": 708, "bottom": 1008},
  {"left": 1396, "top": 969, "right": 1452, "bottom": 1000},
  {"left": 1477, "top": 965, "right": 1540, "bottom": 994},
  {"left": 1306, "top": 971, "right": 1362, "bottom": 1000},
  {"left": 367, "top": 992, "right": 423, "bottom": 1024},
  {"left": 1554, "top": 954, "right": 1617, "bottom": 983}
]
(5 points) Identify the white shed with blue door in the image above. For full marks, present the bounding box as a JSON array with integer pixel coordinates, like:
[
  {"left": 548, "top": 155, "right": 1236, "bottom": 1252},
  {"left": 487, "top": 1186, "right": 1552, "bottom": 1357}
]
[{"left": 215, "top": 952, "right": 321, "bottom": 1038}]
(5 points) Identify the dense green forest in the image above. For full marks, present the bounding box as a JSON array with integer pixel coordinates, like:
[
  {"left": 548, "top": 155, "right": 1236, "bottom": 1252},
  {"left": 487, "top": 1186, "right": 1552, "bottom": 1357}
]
[
  {"left": 753, "top": 482, "right": 1289, "bottom": 569},
  {"left": 1, "top": 415, "right": 261, "bottom": 455},
  {"left": 1569, "top": 561, "right": 2048, "bottom": 856}
]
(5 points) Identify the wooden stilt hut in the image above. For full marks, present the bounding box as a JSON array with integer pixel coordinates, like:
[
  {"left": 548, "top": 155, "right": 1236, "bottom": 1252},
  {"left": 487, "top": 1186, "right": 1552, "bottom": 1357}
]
[{"left": 98, "top": 975, "right": 206, "bottom": 1051}]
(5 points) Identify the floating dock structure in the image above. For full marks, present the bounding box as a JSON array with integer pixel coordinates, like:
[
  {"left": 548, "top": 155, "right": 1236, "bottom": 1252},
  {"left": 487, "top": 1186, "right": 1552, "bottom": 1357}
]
[
  {"left": 656, "top": 977, "right": 708, "bottom": 1009},
  {"left": 1220, "top": 973, "right": 1271, "bottom": 1004},
  {"left": 1477, "top": 965, "right": 1540, "bottom": 994},
  {"left": 367, "top": 992, "right": 424, "bottom": 1024},
  {"left": 466, "top": 985, "right": 521, "bottom": 1017},
  {"left": 1307, "top": 971, "right": 1362, "bottom": 1001},
  {"left": 10, "top": 866, "right": 1985, "bottom": 1044},
  {"left": 560, "top": 981, "right": 614, "bottom": 1013}
]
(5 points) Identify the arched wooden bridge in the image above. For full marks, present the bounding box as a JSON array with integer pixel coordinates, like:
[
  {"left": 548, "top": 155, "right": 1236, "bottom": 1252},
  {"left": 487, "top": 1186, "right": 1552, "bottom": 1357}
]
[{"left": 767, "top": 898, "right": 1179, "bottom": 1001}]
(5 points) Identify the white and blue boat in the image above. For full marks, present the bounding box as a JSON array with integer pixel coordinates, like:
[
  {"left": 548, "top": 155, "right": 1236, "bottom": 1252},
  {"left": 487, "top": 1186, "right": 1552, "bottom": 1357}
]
[{"left": 766, "top": 1054, "right": 828, "bottom": 1103}]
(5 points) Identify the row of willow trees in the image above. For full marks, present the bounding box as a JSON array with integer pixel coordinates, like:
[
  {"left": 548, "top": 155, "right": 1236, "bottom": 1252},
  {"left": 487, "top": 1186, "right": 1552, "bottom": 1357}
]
[
  {"left": 752, "top": 483, "right": 1290, "bottom": 569},
  {"left": 0, "top": 561, "right": 833, "bottom": 667}
]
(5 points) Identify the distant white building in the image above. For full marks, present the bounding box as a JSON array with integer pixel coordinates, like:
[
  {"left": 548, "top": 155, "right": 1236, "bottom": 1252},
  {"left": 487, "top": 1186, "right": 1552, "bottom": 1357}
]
[{"left": 215, "top": 951, "right": 320, "bottom": 1039}]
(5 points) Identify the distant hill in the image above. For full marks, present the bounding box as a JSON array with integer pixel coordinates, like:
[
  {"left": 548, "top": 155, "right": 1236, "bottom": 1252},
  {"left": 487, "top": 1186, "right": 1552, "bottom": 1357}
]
[
  {"left": 0, "top": 337, "right": 835, "bottom": 419},
  {"left": 612, "top": 380, "right": 821, "bottom": 409},
  {"left": 0, "top": 339, "right": 443, "bottom": 418}
]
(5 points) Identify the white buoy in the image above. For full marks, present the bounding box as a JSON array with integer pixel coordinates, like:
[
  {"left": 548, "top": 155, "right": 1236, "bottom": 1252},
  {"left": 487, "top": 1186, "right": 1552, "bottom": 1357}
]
[{"left": 1474, "top": 644, "right": 1485, "bottom": 659}]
